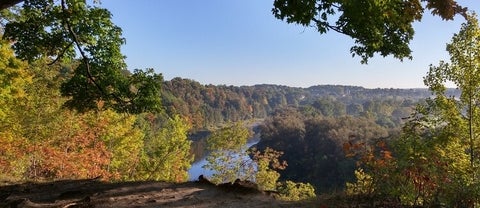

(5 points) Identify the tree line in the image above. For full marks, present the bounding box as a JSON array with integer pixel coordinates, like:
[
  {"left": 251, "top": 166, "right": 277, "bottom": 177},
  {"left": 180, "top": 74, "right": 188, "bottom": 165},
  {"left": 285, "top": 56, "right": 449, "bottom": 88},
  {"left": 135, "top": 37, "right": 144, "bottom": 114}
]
[{"left": 161, "top": 78, "right": 440, "bottom": 131}]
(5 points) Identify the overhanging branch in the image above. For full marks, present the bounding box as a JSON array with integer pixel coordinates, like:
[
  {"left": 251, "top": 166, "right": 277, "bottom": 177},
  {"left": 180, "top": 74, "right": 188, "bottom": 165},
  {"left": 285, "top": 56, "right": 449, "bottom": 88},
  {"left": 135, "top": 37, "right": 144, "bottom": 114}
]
[
  {"left": 0, "top": 0, "right": 23, "bottom": 11},
  {"left": 60, "top": 0, "right": 129, "bottom": 111}
]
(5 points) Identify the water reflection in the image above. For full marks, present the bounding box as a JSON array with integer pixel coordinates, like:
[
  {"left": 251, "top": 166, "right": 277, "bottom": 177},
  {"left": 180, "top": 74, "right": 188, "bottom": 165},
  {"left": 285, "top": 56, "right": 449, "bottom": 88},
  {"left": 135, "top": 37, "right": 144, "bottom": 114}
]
[{"left": 188, "top": 137, "right": 260, "bottom": 181}]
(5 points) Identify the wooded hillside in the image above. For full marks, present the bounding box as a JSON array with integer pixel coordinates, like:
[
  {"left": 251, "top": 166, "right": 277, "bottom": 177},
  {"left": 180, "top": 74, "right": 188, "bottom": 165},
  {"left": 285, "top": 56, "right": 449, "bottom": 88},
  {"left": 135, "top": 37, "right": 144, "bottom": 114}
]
[{"left": 161, "top": 77, "right": 451, "bottom": 130}]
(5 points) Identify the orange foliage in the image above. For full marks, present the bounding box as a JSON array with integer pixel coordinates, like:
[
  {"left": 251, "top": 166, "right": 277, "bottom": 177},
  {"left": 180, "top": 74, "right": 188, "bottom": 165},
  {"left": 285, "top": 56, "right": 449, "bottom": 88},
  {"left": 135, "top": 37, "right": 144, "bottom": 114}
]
[
  {"left": 343, "top": 139, "right": 395, "bottom": 173},
  {"left": 27, "top": 114, "right": 112, "bottom": 180},
  {"left": 0, "top": 134, "right": 28, "bottom": 176}
]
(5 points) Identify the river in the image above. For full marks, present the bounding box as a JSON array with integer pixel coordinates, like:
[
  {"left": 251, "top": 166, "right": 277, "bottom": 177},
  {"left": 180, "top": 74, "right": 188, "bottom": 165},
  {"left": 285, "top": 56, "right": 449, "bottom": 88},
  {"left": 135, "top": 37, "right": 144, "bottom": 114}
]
[{"left": 187, "top": 134, "right": 261, "bottom": 181}]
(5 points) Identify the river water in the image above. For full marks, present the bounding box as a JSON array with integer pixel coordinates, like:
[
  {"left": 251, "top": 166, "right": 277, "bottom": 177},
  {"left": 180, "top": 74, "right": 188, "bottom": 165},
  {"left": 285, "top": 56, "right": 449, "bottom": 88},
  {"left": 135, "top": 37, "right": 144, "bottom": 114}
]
[{"left": 187, "top": 135, "right": 260, "bottom": 181}]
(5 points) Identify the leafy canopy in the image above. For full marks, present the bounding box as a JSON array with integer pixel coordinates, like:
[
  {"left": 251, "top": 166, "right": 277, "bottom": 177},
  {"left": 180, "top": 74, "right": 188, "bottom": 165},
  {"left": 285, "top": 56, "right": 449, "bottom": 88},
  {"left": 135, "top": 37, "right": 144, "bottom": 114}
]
[
  {"left": 2, "top": 0, "right": 163, "bottom": 113},
  {"left": 272, "top": 0, "right": 467, "bottom": 63}
]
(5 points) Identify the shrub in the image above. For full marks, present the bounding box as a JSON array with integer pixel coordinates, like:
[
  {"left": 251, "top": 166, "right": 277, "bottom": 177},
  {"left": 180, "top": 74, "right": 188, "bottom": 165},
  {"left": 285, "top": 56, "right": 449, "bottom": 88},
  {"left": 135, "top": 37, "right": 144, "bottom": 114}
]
[{"left": 276, "top": 180, "right": 316, "bottom": 201}]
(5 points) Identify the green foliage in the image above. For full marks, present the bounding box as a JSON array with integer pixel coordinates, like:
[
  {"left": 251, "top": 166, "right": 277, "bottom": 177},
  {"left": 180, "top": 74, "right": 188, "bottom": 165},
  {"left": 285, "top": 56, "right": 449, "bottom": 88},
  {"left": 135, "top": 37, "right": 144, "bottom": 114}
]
[
  {"left": 7, "top": 63, "right": 146, "bottom": 180},
  {"left": 136, "top": 114, "right": 193, "bottom": 182},
  {"left": 260, "top": 107, "right": 306, "bottom": 142},
  {"left": 0, "top": 39, "right": 31, "bottom": 180},
  {"left": 126, "top": 69, "right": 163, "bottom": 114},
  {"left": 206, "top": 122, "right": 250, "bottom": 151},
  {"left": 5, "top": 60, "right": 68, "bottom": 180},
  {"left": 351, "top": 13, "right": 480, "bottom": 207},
  {"left": 3, "top": 0, "right": 163, "bottom": 113},
  {"left": 416, "top": 12, "right": 480, "bottom": 206},
  {"left": 2, "top": 62, "right": 119, "bottom": 179},
  {"left": 389, "top": 109, "right": 473, "bottom": 206},
  {"left": 97, "top": 110, "right": 145, "bottom": 181},
  {"left": 272, "top": 0, "right": 466, "bottom": 63},
  {"left": 258, "top": 106, "right": 390, "bottom": 192},
  {"left": 0, "top": 57, "right": 189, "bottom": 182},
  {"left": 276, "top": 180, "right": 316, "bottom": 201},
  {"left": 203, "top": 122, "right": 254, "bottom": 184}
]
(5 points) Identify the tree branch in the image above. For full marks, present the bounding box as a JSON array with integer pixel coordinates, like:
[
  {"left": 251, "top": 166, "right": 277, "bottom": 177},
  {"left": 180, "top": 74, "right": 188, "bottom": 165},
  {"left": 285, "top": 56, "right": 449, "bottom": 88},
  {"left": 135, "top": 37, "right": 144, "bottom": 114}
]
[
  {"left": 60, "top": 0, "right": 129, "bottom": 110},
  {"left": 0, "top": 0, "right": 23, "bottom": 11},
  {"left": 61, "top": 0, "right": 103, "bottom": 92},
  {"left": 47, "top": 41, "right": 74, "bottom": 65},
  {"left": 312, "top": 18, "right": 348, "bottom": 36}
]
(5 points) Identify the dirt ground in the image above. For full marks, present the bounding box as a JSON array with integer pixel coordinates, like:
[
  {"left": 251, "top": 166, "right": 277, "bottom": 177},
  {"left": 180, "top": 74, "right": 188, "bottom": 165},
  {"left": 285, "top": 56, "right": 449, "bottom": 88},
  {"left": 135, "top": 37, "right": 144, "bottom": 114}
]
[{"left": 0, "top": 178, "right": 317, "bottom": 208}]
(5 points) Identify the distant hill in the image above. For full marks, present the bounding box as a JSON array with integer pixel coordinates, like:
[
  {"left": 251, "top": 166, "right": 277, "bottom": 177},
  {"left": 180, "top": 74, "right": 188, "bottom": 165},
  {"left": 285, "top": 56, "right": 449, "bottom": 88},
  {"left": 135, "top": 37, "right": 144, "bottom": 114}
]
[
  {"left": 307, "top": 85, "right": 460, "bottom": 103},
  {"left": 162, "top": 77, "right": 460, "bottom": 130}
]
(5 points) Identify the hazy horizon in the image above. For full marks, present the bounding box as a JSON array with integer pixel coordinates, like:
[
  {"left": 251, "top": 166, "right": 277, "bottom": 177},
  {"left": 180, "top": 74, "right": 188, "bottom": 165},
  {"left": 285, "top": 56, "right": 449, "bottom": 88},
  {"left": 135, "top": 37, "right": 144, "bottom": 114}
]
[{"left": 163, "top": 76, "right": 445, "bottom": 90}]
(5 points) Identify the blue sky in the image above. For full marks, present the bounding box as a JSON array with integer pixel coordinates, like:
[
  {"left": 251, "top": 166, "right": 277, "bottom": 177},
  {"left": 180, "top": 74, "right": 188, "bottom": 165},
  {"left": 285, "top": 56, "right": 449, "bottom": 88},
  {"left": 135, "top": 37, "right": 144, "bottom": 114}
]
[{"left": 101, "top": 1, "right": 479, "bottom": 88}]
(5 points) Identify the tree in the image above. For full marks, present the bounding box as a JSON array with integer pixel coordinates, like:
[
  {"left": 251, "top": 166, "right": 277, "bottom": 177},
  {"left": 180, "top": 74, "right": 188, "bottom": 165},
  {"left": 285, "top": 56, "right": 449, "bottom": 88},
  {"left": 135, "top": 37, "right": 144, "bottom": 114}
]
[
  {"left": 35, "top": 111, "right": 113, "bottom": 179},
  {"left": 251, "top": 147, "right": 287, "bottom": 191},
  {"left": 0, "top": 38, "right": 31, "bottom": 180},
  {"left": 136, "top": 114, "right": 193, "bottom": 182},
  {"left": 0, "top": 51, "right": 166, "bottom": 181},
  {"left": 358, "top": 13, "right": 480, "bottom": 207},
  {"left": 420, "top": 12, "right": 480, "bottom": 205},
  {"left": 272, "top": 0, "right": 467, "bottom": 63},
  {"left": 203, "top": 122, "right": 255, "bottom": 184},
  {"left": 258, "top": 105, "right": 390, "bottom": 192},
  {"left": 96, "top": 110, "right": 145, "bottom": 181},
  {"left": 425, "top": 12, "right": 480, "bottom": 172},
  {"left": 2, "top": 0, "right": 163, "bottom": 113}
]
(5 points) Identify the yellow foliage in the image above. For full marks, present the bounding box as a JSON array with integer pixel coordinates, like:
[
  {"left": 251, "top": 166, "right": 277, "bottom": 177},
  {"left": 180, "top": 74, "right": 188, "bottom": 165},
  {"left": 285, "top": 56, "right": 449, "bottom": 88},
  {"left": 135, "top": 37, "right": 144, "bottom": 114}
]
[
  {"left": 276, "top": 180, "right": 316, "bottom": 201},
  {"left": 345, "top": 168, "right": 374, "bottom": 196},
  {"left": 0, "top": 39, "right": 32, "bottom": 121}
]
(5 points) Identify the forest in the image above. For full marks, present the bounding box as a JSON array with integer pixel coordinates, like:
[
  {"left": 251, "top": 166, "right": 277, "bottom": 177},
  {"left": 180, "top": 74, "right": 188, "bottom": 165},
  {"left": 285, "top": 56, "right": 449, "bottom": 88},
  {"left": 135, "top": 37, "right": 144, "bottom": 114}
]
[
  {"left": 2, "top": 0, "right": 480, "bottom": 207},
  {"left": 162, "top": 78, "right": 448, "bottom": 129}
]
